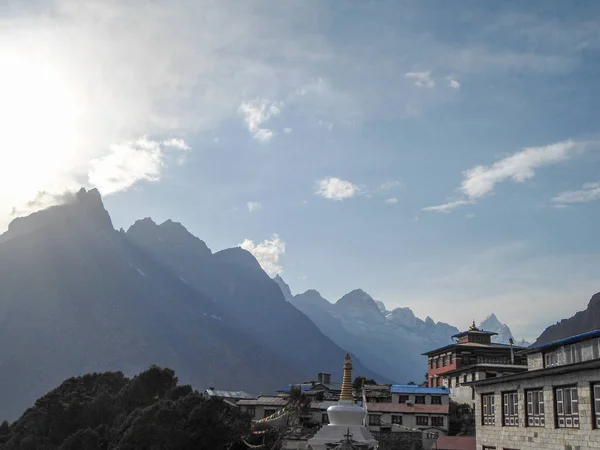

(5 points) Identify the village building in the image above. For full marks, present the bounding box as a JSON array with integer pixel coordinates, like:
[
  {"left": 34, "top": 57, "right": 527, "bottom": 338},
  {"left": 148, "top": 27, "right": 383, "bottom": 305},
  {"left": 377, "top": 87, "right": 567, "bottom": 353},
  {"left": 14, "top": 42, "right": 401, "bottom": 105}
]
[
  {"left": 237, "top": 396, "right": 288, "bottom": 420},
  {"left": 469, "top": 329, "right": 600, "bottom": 450},
  {"left": 423, "top": 321, "right": 528, "bottom": 404},
  {"left": 277, "top": 372, "right": 343, "bottom": 402}
]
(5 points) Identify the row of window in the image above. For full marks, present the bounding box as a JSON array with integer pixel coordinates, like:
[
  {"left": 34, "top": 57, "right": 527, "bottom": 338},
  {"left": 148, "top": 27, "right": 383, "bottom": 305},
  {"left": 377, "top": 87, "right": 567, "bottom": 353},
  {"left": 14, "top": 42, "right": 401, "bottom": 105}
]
[
  {"left": 397, "top": 395, "right": 442, "bottom": 405},
  {"left": 429, "top": 354, "right": 455, "bottom": 369},
  {"left": 367, "top": 414, "right": 444, "bottom": 427},
  {"left": 544, "top": 339, "right": 600, "bottom": 368},
  {"left": 481, "top": 384, "right": 600, "bottom": 429}
]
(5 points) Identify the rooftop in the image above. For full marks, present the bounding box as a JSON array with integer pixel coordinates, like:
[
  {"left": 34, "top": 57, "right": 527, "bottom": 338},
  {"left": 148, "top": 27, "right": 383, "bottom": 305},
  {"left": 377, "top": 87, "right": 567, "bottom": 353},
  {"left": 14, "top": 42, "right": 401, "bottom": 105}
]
[
  {"left": 237, "top": 396, "right": 288, "bottom": 406},
  {"left": 423, "top": 342, "right": 526, "bottom": 356},
  {"left": 366, "top": 402, "right": 449, "bottom": 414},
  {"left": 391, "top": 385, "right": 450, "bottom": 395},
  {"left": 204, "top": 389, "right": 255, "bottom": 400},
  {"left": 434, "top": 436, "right": 476, "bottom": 450},
  {"left": 520, "top": 329, "right": 600, "bottom": 354},
  {"left": 467, "top": 358, "right": 600, "bottom": 387},
  {"left": 439, "top": 363, "right": 528, "bottom": 376}
]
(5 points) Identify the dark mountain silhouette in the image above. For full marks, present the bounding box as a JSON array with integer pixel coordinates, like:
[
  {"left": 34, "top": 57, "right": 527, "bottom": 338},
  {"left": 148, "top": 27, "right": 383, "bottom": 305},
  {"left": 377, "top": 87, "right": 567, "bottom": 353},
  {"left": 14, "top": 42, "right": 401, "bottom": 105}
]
[
  {"left": 0, "top": 188, "right": 381, "bottom": 420},
  {"left": 534, "top": 292, "right": 600, "bottom": 346},
  {"left": 126, "top": 217, "right": 383, "bottom": 385}
]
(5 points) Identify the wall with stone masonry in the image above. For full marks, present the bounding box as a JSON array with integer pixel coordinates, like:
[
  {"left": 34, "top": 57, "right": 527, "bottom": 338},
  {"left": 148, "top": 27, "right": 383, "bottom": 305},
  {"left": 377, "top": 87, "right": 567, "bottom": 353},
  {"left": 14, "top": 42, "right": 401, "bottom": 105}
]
[
  {"left": 527, "top": 352, "right": 544, "bottom": 370},
  {"left": 474, "top": 366, "right": 600, "bottom": 449}
]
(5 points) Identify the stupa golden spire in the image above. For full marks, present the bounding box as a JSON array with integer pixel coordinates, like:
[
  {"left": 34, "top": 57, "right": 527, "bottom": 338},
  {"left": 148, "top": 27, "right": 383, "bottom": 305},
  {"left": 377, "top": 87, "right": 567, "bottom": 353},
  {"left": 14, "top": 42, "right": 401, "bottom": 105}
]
[{"left": 340, "top": 353, "right": 353, "bottom": 401}]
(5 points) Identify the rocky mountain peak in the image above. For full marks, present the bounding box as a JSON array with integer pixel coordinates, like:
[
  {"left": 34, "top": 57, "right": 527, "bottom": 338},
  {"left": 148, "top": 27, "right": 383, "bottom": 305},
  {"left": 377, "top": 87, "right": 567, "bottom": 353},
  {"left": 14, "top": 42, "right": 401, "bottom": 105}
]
[{"left": 273, "top": 275, "right": 293, "bottom": 302}]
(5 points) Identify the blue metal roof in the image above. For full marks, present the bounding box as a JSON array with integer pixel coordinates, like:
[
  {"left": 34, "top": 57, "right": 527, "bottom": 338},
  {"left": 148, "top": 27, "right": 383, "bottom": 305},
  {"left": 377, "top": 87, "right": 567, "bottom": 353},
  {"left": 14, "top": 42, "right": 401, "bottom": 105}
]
[
  {"left": 391, "top": 385, "right": 450, "bottom": 395},
  {"left": 525, "top": 329, "right": 600, "bottom": 353}
]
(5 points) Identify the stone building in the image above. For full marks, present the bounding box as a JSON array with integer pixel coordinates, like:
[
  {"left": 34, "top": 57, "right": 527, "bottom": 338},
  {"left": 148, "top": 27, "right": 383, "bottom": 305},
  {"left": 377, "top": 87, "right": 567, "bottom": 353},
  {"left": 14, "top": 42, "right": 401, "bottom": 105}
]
[
  {"left": 423, "top": 321, "right": 528, "bottom": 405},
  {"left": 470, "top": 329, "right": 600, "bottom": 449}
]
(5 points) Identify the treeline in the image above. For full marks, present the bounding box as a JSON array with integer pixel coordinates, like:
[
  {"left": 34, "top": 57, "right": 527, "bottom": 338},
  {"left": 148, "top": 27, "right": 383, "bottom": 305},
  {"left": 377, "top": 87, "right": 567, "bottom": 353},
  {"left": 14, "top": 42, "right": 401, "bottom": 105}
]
[{"left": 0, "top": 366, "right": 251, "bottom": 450}]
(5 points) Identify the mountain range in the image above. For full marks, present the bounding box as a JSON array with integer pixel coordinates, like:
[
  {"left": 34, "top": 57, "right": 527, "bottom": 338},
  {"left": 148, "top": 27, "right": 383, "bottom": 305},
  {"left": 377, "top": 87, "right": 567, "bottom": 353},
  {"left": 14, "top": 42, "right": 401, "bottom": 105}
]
[
  {"left": 274, "top": 276, "right": 460, "bottom": 384},
  {"left": 479, "top": 314, "right": 530, "bottom": 347},
  {"left": 0, "top": 188, "right": 382, "bottom": 420}
]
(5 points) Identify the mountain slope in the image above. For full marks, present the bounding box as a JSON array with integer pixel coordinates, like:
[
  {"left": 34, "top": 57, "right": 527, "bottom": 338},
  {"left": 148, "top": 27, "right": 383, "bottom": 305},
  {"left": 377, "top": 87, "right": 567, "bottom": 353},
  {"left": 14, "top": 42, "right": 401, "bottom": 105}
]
[
  {"left": 274, "top": 277, "right": 460, "bottom": 383},
  {"left": 0, "top": 189, "right": 294, "bottom": 419},
  {"left": 126, "top": 217, "right": 384, "bottom": 385},
  {"left": 534, "top": 292, "right": 600, "bottom": 346}
]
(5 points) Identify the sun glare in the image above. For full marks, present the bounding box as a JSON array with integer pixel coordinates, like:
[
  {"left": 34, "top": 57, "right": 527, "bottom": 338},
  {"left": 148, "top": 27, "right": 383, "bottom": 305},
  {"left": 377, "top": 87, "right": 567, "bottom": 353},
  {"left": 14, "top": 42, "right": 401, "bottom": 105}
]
[{"left": 0, "top": 45, "right": 84, "bottom": 206}]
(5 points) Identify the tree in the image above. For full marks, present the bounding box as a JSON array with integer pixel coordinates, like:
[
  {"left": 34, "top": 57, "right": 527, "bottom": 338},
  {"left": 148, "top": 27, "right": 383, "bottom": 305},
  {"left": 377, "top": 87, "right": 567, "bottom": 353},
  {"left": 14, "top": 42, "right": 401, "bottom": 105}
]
[{"left": 352, "top": 376, "right": 377, "bottom": 390}]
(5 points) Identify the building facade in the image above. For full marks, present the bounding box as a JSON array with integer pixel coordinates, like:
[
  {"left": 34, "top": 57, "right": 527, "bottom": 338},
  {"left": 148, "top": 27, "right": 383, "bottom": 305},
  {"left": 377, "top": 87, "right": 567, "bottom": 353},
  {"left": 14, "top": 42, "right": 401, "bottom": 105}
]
[
  {"left": 470, "top": 329, "right": 600, "bottom": 449},
  {"left": 237, "top": 396, "right": 288, "bottom": 420},
  {"left": 423, "top": 322, "right": 528, "bottom": 404}
]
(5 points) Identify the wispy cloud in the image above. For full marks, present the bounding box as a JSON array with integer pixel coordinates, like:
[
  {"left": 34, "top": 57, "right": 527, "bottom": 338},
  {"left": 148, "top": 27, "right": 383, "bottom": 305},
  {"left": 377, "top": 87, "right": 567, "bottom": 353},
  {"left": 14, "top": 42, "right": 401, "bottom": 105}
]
[
  {"left": 384, "top": 198, "right": 398, "bottom": 204},
  {"left": 247, "top": 201, "right": 262, "bottom": 212},
  {"left": 405, "top": 71, "right": 435, "bottom": 88},
  {"left": 424, "top": 140, "right": 581, "bottom": 212},
  {"left": 315, "top": 177, "right": 359, "bottom": 201},
  {"left": 447, "top": 77, "right": 460, "bottom": 89},
  {"left": 422, "top": 199, "right": 471, "bottom": 213},
  {"left": 240, "top": 234, "right": 285, "bottom": 276},
  {"left": 238, "top": 98, "right": 282, "bottom": 142},
  {"left": 283, "top": 128, "right": 292, "bottom": 134},
  {"left": 552, "top": 182, "right": 600, "bottom": 205},
  {"left": 89, "top": 137, "right": 189, "bottom": 195},
  {"left": 379, "top": 180, "right": 402, "bottom": 191}
]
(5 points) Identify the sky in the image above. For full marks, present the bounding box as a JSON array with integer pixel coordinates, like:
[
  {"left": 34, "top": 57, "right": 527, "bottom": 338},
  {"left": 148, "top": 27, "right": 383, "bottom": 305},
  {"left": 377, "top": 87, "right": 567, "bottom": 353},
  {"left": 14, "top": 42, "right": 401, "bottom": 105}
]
[{"left": 1, "top": 0, "right": 600, "bottom": 341}]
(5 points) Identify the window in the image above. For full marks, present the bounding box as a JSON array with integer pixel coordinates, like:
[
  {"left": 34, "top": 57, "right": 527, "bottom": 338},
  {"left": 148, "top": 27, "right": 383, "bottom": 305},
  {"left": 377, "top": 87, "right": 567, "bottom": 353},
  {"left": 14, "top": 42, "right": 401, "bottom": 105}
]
[
  {"left": 593, "top": 384, "right": 600, "bottom": 428},
  {"left": 368, "top": 414, "right": 381, "bottom": 426},
  {"left": 555, "top": 386, "right": 578, "bottom": 428},
  {"left": 545, "top": 351, "right": 558, "bottom": 368},
  {"left": 565, "top": 344, "right": 582, "bottom": 365},
  {"left": 431, "top": 416, "right": 444, "bottom": 427},
  {"left": 391, "top": 415, "right": 402, "bottom": 425},
  {"left": 415, "top": 395, "right": 425, "bottom": 404},
  {"left": 264, "top": 408, "right": 276, "bottom": 418},
  {"left": 429, "top": 358, "right": 434, "bottom": 369},
  {"left": 442, "top": 356, "right": 447, "bottom": 367},
  {"left": 503, "top": 392, "right": 518, "bottom": 426},
  {"left": 416, "top": 416, "right": 428, "bottom": 426},
  {"left": 450, "top": 353, "right": 454, "bottom": 365},
  {"left": 526, "top": 389, "right": 545, "bottom": 427},
  {"left": 482, "top": 393, "right": 495, "bottom": 425},
  {"left": 322, "top": 413, "right": 329, "bottom": 424},
  {"left": 462, "top": 374, "right": 467, "bottom": 384},
  {"left": 431, "top": 396, "right": 442, "bottom": 405},
  {"left": 398, "top": 395, "right": 409, "bottom": 403}
]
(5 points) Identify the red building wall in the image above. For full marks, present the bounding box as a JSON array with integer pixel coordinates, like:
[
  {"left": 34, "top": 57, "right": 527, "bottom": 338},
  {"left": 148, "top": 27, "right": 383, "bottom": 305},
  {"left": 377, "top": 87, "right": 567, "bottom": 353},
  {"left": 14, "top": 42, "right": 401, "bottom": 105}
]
[{"left": 426, "top": 354, "right": 460, "bottom": 387}]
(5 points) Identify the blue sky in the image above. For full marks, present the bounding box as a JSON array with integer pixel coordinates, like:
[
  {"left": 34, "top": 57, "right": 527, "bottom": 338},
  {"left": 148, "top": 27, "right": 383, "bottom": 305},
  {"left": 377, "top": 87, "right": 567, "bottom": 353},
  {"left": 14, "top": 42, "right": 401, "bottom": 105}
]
[{"left": 1, "top": 1, "right": 600, "bottom": 341}]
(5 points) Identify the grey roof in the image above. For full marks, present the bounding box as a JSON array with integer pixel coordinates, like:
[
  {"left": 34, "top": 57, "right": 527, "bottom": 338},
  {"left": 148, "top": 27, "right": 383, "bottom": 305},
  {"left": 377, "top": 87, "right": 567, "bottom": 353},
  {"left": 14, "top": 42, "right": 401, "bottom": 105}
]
[
  {"left": 237, "top": 396, "right": 288, "bottom": 406},
  {"left": 204, "top": 389, "right": 255, "bottom": 400}
]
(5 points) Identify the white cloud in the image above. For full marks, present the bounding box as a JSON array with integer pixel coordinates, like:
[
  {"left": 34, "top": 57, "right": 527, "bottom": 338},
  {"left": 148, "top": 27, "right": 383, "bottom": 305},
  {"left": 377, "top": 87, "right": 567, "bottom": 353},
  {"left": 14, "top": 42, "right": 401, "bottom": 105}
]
[
  {"left": 238, "top": 98, "right": 282, "bottom": 142},
  {"left": 162, "top": 138, "right": 191, "bottom": 150},
  {"left": 552, "top": 182, "right": 600, "bottom": 205},
  {"left": 247, "top": 201, "right": 262, "bottom": 212},
  {"left": 240, "top": 234, "right": 285, "bottom": 276},
  {"left": 405, "top": 71, "right": 435, "bottom": 88},
  {"left": 384, "top": 198, "right": 398, "bottom": 204},
  {"left": 315, "top": 177, "right": 359, "bottom": 201},
  {"left": 422, "top": 199, "right": 471, "bottom": 213},
  {"left": 88, "top": 137, "right": 188, "bottom": 195},
  {"left": 424, "top": 140, "right": 582, "bottom": 213},
  {"left": 461, "top": 140, "right": 578, "bottom": 199},
  {"left": 283, "top": 128, "right": 292, "bottom": 134},
  {"left": 447, "top": 77, "right": 461, "bottom": 89}
]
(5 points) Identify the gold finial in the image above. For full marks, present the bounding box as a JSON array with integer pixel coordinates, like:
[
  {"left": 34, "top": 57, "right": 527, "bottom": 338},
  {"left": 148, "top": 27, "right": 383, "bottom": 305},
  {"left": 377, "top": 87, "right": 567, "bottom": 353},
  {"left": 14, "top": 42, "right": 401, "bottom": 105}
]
[
  {"left": 340, "top": 354, "right": 353, "bottom": 401},
  {"left": 469, "top": 320, "right": 479, "bottom": 331}
]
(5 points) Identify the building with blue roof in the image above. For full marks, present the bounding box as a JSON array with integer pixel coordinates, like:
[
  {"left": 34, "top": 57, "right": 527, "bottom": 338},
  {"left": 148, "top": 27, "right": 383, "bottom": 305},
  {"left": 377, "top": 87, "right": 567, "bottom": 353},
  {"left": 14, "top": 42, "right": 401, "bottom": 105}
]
[{"left": 469, "top": 329, "right": 600, "bottom": 449}]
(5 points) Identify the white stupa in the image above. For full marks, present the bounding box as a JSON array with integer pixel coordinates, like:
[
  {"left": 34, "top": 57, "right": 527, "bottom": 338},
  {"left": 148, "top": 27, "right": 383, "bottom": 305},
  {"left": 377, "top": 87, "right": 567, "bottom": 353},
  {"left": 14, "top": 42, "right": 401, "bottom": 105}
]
[{"left": 307, "top": 354, "right": 378, "bottom": 450}]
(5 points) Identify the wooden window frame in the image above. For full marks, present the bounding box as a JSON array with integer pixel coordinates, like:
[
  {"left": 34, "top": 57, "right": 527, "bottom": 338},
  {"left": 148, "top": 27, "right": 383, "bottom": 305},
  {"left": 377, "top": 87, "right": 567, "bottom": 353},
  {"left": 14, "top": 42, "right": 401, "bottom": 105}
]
[
  {"left": 482, "top": 393, "right": 495, "bottom": 426},
  {"left": 502, "top": 391, "right": 518, "bottom": 426},
  {"left": 391, "top": 415, "right": 402, "bottom": 425},
  {"left": 368, "top": 414, "right": 381, "bottom": 426},
  {"left": 526, "top": 388, "right": 545, "bottom": 427},
  {"left": 415, "top": 395, "right": 426, "bottom": 404},
  {"left": 431, "top": 416, "right": 444, "bottom": 427},
  {"left": 555, "top": 386, "right": 579, "bottom": 428},
  {"left": 416, "top": 415, "right": 428, "bottom": 426}
]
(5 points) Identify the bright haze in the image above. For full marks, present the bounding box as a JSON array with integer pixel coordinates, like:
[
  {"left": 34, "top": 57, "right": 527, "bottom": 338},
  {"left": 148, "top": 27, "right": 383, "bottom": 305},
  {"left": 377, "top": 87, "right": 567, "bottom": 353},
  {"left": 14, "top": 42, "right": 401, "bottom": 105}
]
[{"left": 1, "top": 1, "right": 599, "bottom": 341}]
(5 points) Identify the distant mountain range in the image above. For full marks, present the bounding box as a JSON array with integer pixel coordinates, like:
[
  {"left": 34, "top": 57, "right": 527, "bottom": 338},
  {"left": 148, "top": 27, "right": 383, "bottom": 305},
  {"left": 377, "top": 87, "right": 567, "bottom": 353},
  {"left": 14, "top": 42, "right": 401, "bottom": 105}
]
[
  {"left": 274, "top": 276, "right": 460, "bottom": 384},
  {"left": 534, "top": 292, "right": 600, "bottom": 346},
  {"left": 0, "top": 188, "right": 382, "bottom": 420},
  {"left": 479, "top": 314, "right": 530, "bottom": 347}
]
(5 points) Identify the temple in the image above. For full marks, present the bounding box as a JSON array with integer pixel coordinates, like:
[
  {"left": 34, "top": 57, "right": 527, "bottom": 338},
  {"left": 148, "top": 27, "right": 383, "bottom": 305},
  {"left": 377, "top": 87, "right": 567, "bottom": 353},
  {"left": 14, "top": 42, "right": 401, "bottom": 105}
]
[
  {"left": 307, "top": 354, "right": 378, "bottom": 450},
  {"left": 423, "top": 320, "right": 528, "bottom": 404}
]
